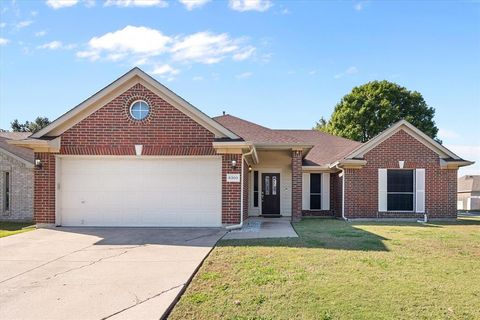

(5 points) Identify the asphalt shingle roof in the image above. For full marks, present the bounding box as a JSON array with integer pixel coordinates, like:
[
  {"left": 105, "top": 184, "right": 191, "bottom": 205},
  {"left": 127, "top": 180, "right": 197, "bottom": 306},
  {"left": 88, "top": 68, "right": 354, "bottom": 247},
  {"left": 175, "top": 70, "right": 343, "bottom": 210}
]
[
  {"left": 214, "top": 114, "right": 362, "bottom": 166},
  {"left": 0, "top": 132, "right": 34, "bottom": 164}
]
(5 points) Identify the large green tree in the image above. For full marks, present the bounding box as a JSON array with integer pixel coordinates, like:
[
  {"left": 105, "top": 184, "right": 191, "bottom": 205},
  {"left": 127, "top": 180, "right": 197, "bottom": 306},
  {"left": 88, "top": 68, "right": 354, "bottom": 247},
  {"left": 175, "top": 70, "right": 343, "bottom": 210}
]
[
  {"left": 11, "top": 117, "right": 50, "bottom": 133},
  {"left": 315, "top": 80, "right": 439, "bottom": 143}
]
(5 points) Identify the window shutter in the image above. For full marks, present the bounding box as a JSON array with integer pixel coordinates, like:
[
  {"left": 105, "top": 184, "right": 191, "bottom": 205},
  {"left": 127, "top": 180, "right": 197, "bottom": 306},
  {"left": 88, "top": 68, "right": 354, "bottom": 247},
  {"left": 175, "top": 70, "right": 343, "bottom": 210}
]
[
  {"left": 321, "top": 173, "right": 330, "bottom": 210},
  {"left": 302, "top": 173, "right": 310, "bottom": 210},
  {"left": 378, "top": 169, "right": 387, "bottom": 212},
  {"left": 415, "top": 169, "right": 425, "bottom": 213}
]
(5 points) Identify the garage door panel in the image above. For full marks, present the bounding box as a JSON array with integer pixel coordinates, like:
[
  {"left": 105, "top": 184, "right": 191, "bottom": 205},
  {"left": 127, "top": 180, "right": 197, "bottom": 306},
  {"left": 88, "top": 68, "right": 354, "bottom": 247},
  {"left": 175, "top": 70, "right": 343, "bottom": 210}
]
[{"left": 59, "top": 157, "right": 222, "bottom": 227}]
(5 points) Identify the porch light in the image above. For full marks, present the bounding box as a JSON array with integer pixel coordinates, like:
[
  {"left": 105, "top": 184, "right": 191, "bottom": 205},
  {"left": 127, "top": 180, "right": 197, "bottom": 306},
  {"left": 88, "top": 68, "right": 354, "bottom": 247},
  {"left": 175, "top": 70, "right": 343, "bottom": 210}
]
[
  {"left": 248, "top": 165, "right": 252, "bottom": 172},
  {"left": 35, "top": 159, "right": 42, "bottom": 169},
  {"left": 231, "top": 160, "right": 237, "bottom": 168}
]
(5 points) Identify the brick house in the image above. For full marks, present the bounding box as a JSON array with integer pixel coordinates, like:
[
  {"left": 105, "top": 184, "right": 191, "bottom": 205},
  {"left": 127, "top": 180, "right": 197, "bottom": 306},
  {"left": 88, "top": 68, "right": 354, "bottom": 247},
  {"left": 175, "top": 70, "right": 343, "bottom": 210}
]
[
  {"left": 10, "top": 68, "right": 473, "bottom": 227},
  {"left": 0, "top": 132, "right": 34, "bottom": 221}
]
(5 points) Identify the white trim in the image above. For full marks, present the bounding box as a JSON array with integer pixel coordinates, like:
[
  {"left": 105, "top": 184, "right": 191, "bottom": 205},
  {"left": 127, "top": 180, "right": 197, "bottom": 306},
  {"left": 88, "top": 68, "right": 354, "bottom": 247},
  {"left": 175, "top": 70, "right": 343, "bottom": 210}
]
[
  {"left": 32, "top": 68, "right": 239, "bottom": 139},
  {"left": 54, "top": 154, "right": 221, "bottom": 160},
  {"left": 344, "top": 120, "right": 462, "bottom": 160}
]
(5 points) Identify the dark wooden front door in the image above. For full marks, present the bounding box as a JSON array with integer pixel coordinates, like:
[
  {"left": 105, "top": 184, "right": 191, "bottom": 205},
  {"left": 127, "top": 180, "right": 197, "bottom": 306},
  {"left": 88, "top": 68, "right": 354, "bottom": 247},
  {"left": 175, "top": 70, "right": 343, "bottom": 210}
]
[{"left": 262, "top": 173, "right": 280, "bottom": 215}]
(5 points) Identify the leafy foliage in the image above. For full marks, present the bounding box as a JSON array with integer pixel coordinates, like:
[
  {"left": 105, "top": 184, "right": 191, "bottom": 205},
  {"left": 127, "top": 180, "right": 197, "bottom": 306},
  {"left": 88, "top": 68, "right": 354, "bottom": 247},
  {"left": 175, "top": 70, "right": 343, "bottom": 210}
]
[
  {"left": 11, "top": 117, "right": 50, "bottom": 133},
  {"left": 316, "top": 81, "right": 439, "bottom": 142}
]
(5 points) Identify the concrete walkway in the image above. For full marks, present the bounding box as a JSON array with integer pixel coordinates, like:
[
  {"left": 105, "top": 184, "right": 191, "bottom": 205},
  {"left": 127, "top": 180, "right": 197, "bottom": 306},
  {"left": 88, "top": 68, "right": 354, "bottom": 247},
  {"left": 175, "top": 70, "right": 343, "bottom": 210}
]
[
  {"left": 223, "top": 217, "right": 298, "bottom": 239},
  {"left": 0, "top": 227, "right": 225, "bottom": 320}
]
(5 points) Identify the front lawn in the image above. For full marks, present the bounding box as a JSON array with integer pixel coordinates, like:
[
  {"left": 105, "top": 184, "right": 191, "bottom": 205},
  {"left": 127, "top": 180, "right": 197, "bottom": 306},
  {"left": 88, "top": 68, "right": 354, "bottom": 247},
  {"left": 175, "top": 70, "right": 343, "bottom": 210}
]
[
  {"left": 169, "top": 217, "right": 480, "bottom": 320},
  {"left": 0, "top": 221, "right": 35, "bottom": 238}
]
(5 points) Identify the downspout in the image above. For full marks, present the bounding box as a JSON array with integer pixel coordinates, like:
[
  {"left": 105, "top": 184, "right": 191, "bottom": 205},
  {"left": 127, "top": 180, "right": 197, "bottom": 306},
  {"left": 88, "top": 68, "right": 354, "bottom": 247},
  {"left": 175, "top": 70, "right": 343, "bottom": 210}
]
[
  {"left": 335, "top": 165, "right": 348, "bottom": 221},
  {"left": 226, "top": 147, "right": 255, "bottom": 230}
]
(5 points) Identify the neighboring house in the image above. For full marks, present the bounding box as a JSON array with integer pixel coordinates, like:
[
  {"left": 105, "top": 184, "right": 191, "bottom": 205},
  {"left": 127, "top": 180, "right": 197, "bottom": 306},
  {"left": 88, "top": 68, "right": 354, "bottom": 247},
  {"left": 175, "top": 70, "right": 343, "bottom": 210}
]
[
  {"left": 457, "top": 175, "right": 480, "bottom": 211},
  {"left": 9, "top": 68, "right": 473, "bottom": 227},
  {"left": 0, "top": 132, "right": 34, "bottom": 221}
]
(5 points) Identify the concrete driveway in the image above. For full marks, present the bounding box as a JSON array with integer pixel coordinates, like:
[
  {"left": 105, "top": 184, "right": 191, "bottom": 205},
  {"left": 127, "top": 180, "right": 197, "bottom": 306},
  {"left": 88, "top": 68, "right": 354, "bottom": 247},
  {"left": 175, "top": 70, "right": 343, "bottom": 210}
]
[{"left": 0, "top": 227, "right": 226, "bottom": 320}]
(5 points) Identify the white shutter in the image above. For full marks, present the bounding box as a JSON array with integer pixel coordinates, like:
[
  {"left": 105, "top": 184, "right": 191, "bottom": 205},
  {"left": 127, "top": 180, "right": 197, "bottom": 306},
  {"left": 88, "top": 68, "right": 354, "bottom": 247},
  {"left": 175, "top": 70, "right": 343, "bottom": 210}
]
[
  {"left": 302, "top": 173, "right": 310, "bottom": 210},
  {"left": 321, "top": 173, "right": 330, "bottom": 210},
  {"left": 415, "top": 169, "right": 425, "bottom": 213},
  {"left": 378, "top": 169, "right": 387, "bottom": 212}
]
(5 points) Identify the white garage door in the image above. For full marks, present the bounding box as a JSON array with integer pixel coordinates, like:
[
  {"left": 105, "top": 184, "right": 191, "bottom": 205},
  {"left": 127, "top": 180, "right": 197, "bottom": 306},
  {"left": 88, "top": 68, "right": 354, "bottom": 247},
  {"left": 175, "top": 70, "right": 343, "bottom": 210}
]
[{"left": 58, "top": 157, "right": 222, "bottom": 227}]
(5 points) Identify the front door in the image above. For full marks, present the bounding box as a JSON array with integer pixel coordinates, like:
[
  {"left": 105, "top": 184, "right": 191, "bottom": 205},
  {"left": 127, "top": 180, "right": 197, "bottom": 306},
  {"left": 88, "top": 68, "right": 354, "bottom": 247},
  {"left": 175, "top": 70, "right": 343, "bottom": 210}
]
[{"left": 262, "top": 173, "right": 280, "bottom": 215}]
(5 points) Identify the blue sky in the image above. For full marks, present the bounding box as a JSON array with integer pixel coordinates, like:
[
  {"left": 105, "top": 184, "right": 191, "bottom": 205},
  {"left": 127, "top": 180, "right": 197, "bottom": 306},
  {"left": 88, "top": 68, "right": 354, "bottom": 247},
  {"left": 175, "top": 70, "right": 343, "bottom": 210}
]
[{"left": 0, "top": 0, "right": 479, "bottom": 175}]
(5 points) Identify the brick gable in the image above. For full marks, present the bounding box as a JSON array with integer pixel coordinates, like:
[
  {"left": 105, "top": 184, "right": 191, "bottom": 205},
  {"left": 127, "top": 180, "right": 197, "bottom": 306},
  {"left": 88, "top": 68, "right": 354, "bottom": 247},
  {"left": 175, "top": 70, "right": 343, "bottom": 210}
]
[
  {"left": 344, "top": 129, "right": 457, "bottom": 219},
  {"left": 60, "top": 83, "right": 215, "bottom": 155}
]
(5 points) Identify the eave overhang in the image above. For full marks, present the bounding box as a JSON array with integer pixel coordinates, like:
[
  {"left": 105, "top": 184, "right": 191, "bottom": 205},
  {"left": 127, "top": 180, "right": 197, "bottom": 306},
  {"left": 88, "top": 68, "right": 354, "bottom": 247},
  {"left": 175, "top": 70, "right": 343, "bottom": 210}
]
[{"left": 7, "top": 137, "right": 61, "bottom": 153}]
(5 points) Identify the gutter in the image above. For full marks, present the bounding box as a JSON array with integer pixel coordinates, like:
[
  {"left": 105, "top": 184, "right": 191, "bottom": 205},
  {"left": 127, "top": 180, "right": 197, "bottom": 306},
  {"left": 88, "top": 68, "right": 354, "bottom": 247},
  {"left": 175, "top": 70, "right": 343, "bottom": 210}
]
[
  {"left": 335, "top": 164, "right": 348, "bottom": 221},
  {"left": 225, "top": 147, "right": 255, "bottom": 230}
]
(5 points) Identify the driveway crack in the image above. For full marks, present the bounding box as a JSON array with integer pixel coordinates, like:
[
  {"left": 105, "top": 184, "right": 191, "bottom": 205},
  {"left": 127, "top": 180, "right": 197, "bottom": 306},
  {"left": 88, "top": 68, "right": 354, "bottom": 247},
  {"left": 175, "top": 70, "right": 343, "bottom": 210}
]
[
  {"left": 46, "top": 245, "right": 146, "bottom": 280},
  {"left": 100, "top": 283, "right": 185, "bottom": 320}
]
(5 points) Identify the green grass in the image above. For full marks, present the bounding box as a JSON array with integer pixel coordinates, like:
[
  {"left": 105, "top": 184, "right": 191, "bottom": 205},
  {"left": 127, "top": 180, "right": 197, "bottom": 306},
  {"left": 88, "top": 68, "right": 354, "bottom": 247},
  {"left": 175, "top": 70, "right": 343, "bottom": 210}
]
[
  {"left": 0, "top": 221, "right": 35, "bottom": 238},
  {"left": 169, "top": 217, "right": 480, "bottom": 320}
]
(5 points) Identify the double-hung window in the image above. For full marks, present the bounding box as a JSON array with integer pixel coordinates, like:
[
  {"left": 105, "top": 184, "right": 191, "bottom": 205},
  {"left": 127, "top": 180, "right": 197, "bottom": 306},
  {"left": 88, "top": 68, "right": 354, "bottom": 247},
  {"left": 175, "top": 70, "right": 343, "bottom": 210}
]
[
  {"left": 387, "top": 169, "right": 414, "bottom": 211},
  {"left": 3, "top": 171, "right": 10, "bottom": 213},
  {"left": 309, "top": 173, "right": 322, "bottom": 210}
]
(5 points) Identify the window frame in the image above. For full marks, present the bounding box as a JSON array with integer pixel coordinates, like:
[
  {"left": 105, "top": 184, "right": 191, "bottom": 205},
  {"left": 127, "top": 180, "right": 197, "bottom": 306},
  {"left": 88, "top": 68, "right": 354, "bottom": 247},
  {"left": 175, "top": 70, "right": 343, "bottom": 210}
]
[
  {"left": 386, "top": 169, "right": 415, "bottom": 212},
  {"left": 3, "top": 171, "right": 11, "bottom": 213},
  {"left": 309, "top": 173, "right": 322, "bottom": 210},
  {"left": 253, "top": 170, "right": 259, "bottom": 208},
  {"left": 129, "top": 100, "right": 150, "bottom": 121}
]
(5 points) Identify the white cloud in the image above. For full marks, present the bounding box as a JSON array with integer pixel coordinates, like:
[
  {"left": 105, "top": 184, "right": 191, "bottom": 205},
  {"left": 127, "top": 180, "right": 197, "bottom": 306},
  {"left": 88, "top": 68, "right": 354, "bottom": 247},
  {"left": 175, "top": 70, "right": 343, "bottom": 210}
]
[
  {"left": 233, "top": 46, "right": 255, "bottom": 61},
  {"left": 171, "top": 32, "right": 240, "bottom": 64},
  {"left": 354, "top": 1, "right": 369, "bottom": 11},
  {"left": 80, "top": 25, "right": 171, "bottom": 61},
  {"left": 104, "top": 0, "right": 168, "bottom": 7},
  {"left": 236, "top": 71, "right": 253, "bottom": 79},
  {"left": 35, "top": 30, "right": 47, "bottom": 37},
  {"left": 15, "top": 20, "right": 34, "bottom": 29},
  {"left": 192, "top": 76, "right": 204, "bottom": 81},
  {"left": 84, "top": 0, "right": 96, "bottom": 7},
  {"left": 152, "top": 64, "right": 180, "bottom": 76},
  {"left": 334, "top": 66, "right": 359, "bottom": 79},
  {"left": 46, "top": 0, "right": 79, "bottom": 9},
  {"left": 38, "top": 40, "right": 76, "bottom": 50},
  {"left": 0, "top": 22, "right": 6, "bottom": 28},
  {"left": 77, "top": 26, "right": 256, "bottom": 75},
  {"left": 39, "top": 41, "right": 63, "bottom": 49},
  {"left": 229, "top": 0, "right": 272, "bottom": 12},
  {"left": 179, "top": 0, "right": 210, "bottom": 10},
  {"left": 76, "top": 50, "right": 100, "bottom": 61},
  {"left": 0, "top": 38, "right": 9, "bottom": 46},
  {"left": 446, "top": 145, "right": 480, "bottom": 176},
  {"left": 438, "top": 128, "right": 460, "bottom": 140}
]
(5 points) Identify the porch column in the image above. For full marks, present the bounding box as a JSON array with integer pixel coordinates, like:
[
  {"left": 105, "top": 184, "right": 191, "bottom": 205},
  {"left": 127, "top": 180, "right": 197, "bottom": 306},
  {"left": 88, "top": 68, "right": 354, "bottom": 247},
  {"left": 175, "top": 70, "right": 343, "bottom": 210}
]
[{"left": 291, "top": 149, "right": 303, "bottom": 221}]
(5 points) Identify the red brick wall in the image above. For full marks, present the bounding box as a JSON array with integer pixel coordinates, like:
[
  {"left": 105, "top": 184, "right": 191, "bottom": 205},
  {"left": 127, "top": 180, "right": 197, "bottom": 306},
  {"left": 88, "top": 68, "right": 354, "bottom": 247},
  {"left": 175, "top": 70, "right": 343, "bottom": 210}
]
[
  {"left": 60, "top": 83, "right": 215, "bottom": 155},
  {"left": 332, "top": 172, "right": 343, "bottom": 218},
  {"left": 34, "top": 152, "right": 56, "bottom": 224},
  {"left": 34, "top": 83, "right": 242, "bottom": 225},
  {"left": 221, "top": 154, "right": 242, "bottom": 224},
  {"left": 291, "top": 150, "right": 303, "bottom": 221},
  {"left": 344, "top": 129, "right": 458, "bottom": 219}
]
